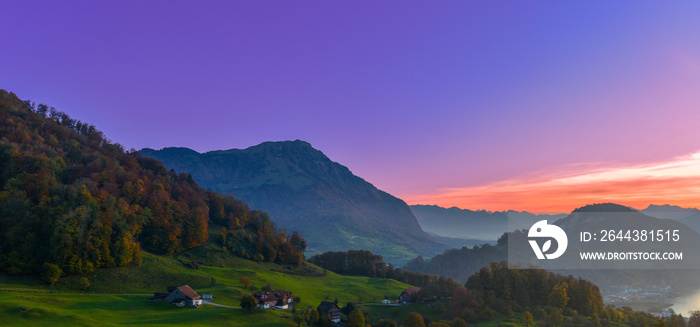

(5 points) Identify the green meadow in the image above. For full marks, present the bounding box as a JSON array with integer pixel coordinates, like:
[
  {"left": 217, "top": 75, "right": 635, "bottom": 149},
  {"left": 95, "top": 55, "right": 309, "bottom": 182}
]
[
  {"left": 0, "top": 245, "right": 411, "bottom": 326},
  {"left": 0, "top": 293, "right": 280, "bottom": 327}
]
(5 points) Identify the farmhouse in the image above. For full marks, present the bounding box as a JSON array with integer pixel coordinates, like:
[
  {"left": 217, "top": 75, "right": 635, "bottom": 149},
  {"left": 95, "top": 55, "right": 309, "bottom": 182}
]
[
  {"left": 398, "top": 287, "right": 422, "bottom": 304},
  {"left": 252, "top": 290, "right": 293, "bottom": 309},
  {"left": 152, "top": 285, "right": 203, "bottom": 308},
  {"left": 317, "top": 301, "right": 342, "bottom": 323}
]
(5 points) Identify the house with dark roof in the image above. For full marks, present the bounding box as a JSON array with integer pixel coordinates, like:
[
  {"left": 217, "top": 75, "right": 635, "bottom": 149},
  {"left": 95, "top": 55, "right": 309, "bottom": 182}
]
[
  {"left": 252, "top": 290, "right": 293, "bottom": 309},
  {"left": 317, "top": 301, "right": 342, "bottom": 323},
  {"left": 253, "top": 292, "right": 277, "bottom": 309},
  {"left": 152, "top": 285, "right": 203, "bottom": 308},
  {"left": 398, "top": 287, "right": 422, "bottom": 304}
]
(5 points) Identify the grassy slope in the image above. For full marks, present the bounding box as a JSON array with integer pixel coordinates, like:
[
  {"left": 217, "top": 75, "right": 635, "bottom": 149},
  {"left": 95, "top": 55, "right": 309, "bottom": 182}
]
[
  {"left": 0, "top": 245, "right": 411, "bottom": 326},
  {"left": 323, "top": 226, "right": 421, "bottom": 265},
  {"left": 0, "top": 246, "right": 614, "bottom": 327},
  {"left": 0, "top": 293, "right": 279, "bottom": 327}
]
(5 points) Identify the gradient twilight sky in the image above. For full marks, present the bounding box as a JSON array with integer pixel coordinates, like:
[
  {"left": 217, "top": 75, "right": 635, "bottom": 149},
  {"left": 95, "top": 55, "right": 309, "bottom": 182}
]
[{"left": 2, "top": 1, "right": 700, "bottom": 212}]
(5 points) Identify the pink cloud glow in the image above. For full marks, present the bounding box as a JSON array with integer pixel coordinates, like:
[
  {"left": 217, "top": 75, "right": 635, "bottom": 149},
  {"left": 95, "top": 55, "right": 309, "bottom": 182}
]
[{"left": 404, "top": 150, "right": 700, "bottom": 213}]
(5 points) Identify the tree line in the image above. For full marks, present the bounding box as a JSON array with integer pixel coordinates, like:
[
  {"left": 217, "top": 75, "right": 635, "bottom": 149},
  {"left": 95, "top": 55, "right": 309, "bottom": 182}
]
[
  {"left": 308, "top": 254, "right": 691, "bottom": 327},
  {"left": 404, "top": 233, "right": 508, "bottom": 283},
  {"left": 309, "top": 250, "right": 460, "bottom": 300}
]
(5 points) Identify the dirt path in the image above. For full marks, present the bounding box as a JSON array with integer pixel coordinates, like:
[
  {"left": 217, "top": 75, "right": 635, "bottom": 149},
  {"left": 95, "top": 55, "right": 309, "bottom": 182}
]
[{"left": 203, "top": 301, "right": 239, "bottom": 309}]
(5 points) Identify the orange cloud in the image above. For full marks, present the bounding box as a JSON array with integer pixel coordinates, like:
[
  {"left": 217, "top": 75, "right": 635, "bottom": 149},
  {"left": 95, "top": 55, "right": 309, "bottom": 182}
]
[{"left": 403, "top": 151, "right": 700, "bottom": 213}]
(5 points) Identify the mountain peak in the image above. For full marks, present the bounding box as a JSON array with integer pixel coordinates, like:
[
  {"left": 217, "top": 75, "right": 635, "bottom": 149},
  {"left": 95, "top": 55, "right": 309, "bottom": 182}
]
[
  {"left": 572, "top": 203, "right": 636, "bottom": 213},
  {"left": 142, "top": 146, "right": 202, "bottom": 156},
  {"left": 141, "top": 141, "right": 443, "bottom": 263},
  {"left": 253, "top": 139, "right": 313, "bottom": 149},
  {"left": 644, "top": 204, "right": 700, "bottom": 212},
  {"left": 211, "top": 139, "right": 324, "bottom": 160}
]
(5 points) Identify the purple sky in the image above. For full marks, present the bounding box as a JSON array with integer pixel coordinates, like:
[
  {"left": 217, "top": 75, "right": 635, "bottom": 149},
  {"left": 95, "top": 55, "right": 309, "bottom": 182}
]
[{"left": 3, "top": 2, "right": 700, "bottom": 211}]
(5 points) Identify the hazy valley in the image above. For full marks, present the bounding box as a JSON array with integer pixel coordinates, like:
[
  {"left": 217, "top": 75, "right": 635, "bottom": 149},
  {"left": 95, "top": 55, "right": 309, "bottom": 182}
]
[{"left": 2, "top": 90, "right": 700, "bottom": 326}]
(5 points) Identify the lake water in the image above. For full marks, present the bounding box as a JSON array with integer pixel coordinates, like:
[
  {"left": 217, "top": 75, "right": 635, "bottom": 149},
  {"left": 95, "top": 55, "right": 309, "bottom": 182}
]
[{"left": 672, "top": 289, "right": 700, "bottom": 314}]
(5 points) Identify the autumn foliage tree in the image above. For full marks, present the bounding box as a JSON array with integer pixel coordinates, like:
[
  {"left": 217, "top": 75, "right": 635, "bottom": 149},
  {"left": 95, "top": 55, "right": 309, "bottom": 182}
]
[
  {"left": 240, "top": 276, "right": 252, "bottom": 290},
  {"left": 240, "top": 294, "right": 257, "bottom": 312},
  {"left": 376, "top": 319, "right": 399, "bottom": 327},
  {"left": 450, "top": 286, "right": 478, "bottom": 317},
  {"left": 548, "top": 282, "right": 568, "bottom": 309},
  {"left": 523, "top": 311, "right": 534, "bottom": 327},
  {"left": 41, "top": 263, "right": 62, "bottom": 286},
  {"left": 690, "top": 311, "right": 700, "bottom": 327},
  {"left": 0, "top": 90, "right": 307, "bottom": 276},
  {"left": 465, "top": 262, "right": 603, "bottom": 317},
  {"left": 347, "top": 309, "right": 365, "bottom": 327},
  {"left": 404, "top": 312, "right": 426, "bottom": 327}
]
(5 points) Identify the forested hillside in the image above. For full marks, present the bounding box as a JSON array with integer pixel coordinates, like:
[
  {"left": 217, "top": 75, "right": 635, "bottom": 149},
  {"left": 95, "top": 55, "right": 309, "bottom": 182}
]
[
  {"left": 0, "top": 90, "right": 305, "bottom": 277},
  {"left": 405, "top": 234, "right": 508, "bottom": 283},
  {"left": 141, "top": 142, "right": 446, "bottom": 263}
]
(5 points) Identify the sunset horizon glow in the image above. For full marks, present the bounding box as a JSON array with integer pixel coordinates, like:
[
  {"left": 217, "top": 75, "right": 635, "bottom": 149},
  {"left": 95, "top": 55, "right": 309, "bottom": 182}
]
[
  {"left": 2, "top": 1, "right": 700, "bottom": 213},
  {"left": 403, "top": 149, "right": 700, "bottom": 213}
]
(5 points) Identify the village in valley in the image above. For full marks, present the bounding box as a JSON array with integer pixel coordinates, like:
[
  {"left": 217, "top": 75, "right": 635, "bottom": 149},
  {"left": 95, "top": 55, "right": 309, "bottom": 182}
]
[{"left": 150, "top": 283, "right": 423, "bottom": 324}]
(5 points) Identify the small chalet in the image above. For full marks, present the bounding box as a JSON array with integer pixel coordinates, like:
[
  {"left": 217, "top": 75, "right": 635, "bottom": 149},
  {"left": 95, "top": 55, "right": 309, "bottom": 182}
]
[
  {"left": 152, "top": 285, "right": 203, "bottom": 308},
  {"left": 317, "top": 301, "right": 342, "bottom": 323},
  {"left": 252, "top": 290, "right": 293, "bottom": 309},
  {"left": 398, "top": 287, "right": 422, "bottom": 304}
]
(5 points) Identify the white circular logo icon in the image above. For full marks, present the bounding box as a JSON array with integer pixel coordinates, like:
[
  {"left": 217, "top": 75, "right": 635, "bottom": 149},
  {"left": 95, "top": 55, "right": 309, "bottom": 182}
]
[{"left": 528, "top": 220, "right": 568, "bottom": 260}]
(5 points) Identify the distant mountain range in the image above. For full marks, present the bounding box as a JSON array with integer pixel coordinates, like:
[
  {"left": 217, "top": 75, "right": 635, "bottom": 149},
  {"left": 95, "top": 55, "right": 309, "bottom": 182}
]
[
  {"left": 409, "top": 203, "right": 700, "bottom": 243},
  {"left": 549, "top": 203, "right": 700, "bottom": 269},
  {"left": 410, "top": 204, "right": 567, "bottom": 240},
  {"left": 640, "top": 204, "right": 700, "bottom": 234},
  {"left": 141, "top": 141, "right": 446, "bottom": 263},
  {"left": 407, "top": 203, "right": 700, "bottom": 293}
]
